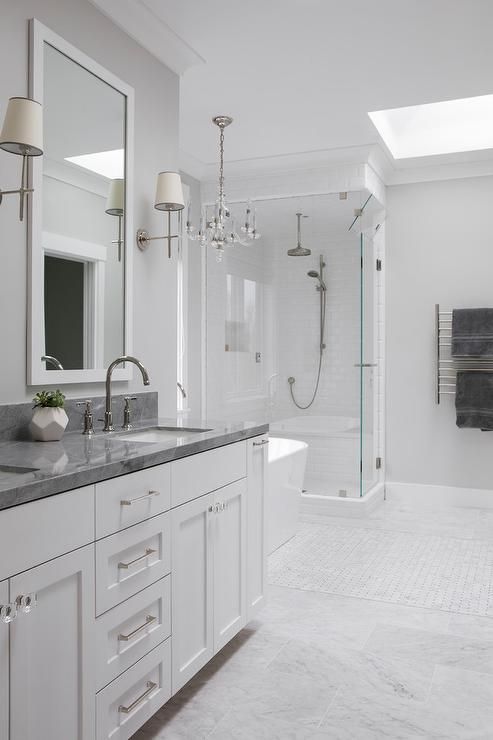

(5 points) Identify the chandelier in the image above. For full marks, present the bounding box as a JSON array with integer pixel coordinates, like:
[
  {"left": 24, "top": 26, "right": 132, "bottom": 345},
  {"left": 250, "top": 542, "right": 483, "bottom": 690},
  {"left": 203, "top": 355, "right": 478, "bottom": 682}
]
[{"left": 186, "top": 116, "right": 260, "bottom": 257}]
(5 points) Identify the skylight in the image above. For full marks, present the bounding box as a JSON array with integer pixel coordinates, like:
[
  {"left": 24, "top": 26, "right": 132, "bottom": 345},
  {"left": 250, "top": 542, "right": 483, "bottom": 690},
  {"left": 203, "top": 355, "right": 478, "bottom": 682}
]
[
  {"left": 369, "top": 95, "right": 493, "bottom": 159},
  {"left": 64, "top": 148, "right": 124, "bottom": 179}
]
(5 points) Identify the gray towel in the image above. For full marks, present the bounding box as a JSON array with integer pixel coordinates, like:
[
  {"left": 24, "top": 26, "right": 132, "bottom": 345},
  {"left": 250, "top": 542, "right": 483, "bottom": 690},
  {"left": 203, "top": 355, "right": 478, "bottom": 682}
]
[
  {"left": 452, "top": 308, "right": 493, "bottom": 357},
  {"left": 456, "top": 371, "right": 493, "bottom": 429}
]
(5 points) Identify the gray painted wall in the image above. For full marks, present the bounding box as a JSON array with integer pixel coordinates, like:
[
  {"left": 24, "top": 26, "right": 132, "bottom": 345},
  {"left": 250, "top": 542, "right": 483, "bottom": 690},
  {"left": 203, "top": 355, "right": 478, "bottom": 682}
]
[
  {"left": 181, "top": 171, "right": 202, "bottom": 418},
  {"left": 386, "top": 176, "right": 493, "bottom": 491},
  {"left": 1, "top": 0, "right": 179, "bottom": 414}
]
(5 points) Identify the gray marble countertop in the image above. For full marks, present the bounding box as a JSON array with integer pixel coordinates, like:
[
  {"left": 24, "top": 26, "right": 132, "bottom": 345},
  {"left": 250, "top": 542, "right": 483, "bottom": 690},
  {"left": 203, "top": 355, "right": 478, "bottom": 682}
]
[{"left": 0, "top": 417, "right": 269, "bottom": 511}]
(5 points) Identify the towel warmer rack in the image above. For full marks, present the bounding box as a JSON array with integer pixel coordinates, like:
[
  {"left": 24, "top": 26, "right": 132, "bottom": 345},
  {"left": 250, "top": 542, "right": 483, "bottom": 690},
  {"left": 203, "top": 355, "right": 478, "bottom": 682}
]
[{"left": 435, "top": 304, "right": 493, "bottom": 404}]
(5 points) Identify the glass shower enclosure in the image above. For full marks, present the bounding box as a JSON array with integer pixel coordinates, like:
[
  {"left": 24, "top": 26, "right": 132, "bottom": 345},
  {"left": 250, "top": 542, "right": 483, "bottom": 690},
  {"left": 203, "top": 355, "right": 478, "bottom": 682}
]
[{"left": 203, "top": 188, "right": 382, "bottom": 500}]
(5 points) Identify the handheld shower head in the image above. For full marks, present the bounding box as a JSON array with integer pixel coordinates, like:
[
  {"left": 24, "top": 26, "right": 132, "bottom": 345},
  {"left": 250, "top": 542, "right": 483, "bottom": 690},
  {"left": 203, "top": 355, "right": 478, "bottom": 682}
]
[{"left": 307, "top": 269, "right": 327, "bottom": 291}]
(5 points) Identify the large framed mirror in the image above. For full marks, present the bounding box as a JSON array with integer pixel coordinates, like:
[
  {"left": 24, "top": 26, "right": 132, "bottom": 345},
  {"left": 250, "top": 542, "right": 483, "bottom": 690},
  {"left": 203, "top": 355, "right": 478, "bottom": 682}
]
[{"left": 28, "top": 19, "right": 134, "bottom": 384}]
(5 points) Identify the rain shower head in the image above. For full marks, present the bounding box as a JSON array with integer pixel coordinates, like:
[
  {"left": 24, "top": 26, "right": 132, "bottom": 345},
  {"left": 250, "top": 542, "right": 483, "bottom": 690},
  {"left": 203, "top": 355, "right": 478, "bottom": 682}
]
[
  {"left": 288, "top": 246, "right": 312, "bottom": 256},
  {"left": 287, "top": 212, "right": 311, "bottom": 256}
]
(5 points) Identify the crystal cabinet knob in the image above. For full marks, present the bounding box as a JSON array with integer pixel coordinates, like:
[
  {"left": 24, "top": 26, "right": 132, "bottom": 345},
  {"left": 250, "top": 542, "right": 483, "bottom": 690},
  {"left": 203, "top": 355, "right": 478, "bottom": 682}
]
[
  {"left": 16, "top": 593, "right": 37, "bottom": 614},
  {"left": 0, "top": 603, "right": 17, "bottom": 623}
]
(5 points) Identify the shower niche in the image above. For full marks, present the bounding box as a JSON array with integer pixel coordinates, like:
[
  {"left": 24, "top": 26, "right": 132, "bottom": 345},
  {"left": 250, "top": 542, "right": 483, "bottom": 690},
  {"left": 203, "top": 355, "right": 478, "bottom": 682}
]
[{"left": 203, "top": 181, "right": 385, "bottom": 509}]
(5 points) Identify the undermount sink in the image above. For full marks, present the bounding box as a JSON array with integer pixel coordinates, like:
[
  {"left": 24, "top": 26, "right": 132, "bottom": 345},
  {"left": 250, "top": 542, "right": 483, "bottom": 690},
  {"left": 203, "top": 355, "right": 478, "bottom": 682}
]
[
  {"left": 116, "top": 426, "right": 212, "bottom": 444},
  {"left": 0, "top": 464, "right": 39, "bottom": 475}
]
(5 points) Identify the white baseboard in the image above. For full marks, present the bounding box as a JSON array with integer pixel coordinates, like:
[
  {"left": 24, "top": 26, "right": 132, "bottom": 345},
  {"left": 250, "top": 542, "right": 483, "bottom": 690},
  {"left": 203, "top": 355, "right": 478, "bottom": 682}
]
[
  {"left": 300, "top": 482, "right": 385, "bottom": 518},
  {"left": 385, "top": 481, "right": 493, "bottom": 509}
]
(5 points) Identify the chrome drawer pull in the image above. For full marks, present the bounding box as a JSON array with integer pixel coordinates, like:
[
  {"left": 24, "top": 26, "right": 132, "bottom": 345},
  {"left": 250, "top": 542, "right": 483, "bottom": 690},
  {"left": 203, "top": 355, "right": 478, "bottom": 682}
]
[
  {"left": 118, "top": 614, "right": 157, "bottom": 642},
  {"left": 120, "top": 490, "right": 160, "bottom": 506},
  {"left": 119, "top": 681, "right": 157, "bottom": 714},
  {"left": 253, "top": 439, "right": 269, "bottom": 446},
  {"left": 118, "top": 547, "right": 157, "bottom": 570}
]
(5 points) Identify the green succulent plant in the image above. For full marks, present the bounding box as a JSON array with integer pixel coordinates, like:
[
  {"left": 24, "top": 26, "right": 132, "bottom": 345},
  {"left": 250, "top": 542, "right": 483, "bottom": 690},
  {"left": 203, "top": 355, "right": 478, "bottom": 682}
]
[{"left": 32, "top": 389, "right": 66, "bottom": 409}]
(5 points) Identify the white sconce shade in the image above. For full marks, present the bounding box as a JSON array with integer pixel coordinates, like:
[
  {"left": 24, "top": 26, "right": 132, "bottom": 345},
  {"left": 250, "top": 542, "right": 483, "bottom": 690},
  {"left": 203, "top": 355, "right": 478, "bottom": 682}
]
[
  {"left": 105, "top": 178, "right": 124, "bottom": 216},
  {"left": 0, "top": 97, "right": 43, "bottom": 157},
  {"left": 154, "top": 171, "right": 184, "bottom": 211}
]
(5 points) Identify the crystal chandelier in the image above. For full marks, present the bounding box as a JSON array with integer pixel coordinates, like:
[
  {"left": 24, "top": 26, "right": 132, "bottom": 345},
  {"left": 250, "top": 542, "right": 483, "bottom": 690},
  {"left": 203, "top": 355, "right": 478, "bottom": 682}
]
[{"left": 186, "top": 116, "right": 260, "bottom": 257}]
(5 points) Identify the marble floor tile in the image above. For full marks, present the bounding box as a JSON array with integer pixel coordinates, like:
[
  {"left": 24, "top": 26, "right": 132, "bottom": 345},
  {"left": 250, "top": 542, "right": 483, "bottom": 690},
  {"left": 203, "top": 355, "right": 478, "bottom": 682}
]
[
  {"left": 320, "top": 684, "right": 485, "bottom": 740},
  {"left": 210, "top": 707, "right": 339, "bottom": 739},
  {"left": 365, "top": 623, "right": 493, "bottom": 674},
  {"left": 268, "top": 636, "right": 434, "bottom": 703},
  {"left": 448, "top": 613, "right": 493, "bottom": 641},
  {"left": 428, "top": 664, "right": 493, "bottom": 721}
]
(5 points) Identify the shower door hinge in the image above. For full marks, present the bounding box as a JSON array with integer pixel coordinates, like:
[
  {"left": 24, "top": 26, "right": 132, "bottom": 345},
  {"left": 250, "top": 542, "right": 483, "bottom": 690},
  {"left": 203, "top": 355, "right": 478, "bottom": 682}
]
[
  {"left": 376, "top": 259, "right": 382, "bottom": 271},
  {"left": 376, "top": 456, "right": 382, "bottom": 470}
]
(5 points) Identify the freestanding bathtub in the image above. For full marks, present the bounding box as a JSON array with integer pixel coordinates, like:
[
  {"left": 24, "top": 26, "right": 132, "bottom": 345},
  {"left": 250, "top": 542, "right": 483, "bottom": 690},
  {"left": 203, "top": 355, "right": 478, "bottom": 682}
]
[{"left": 267, "top": 437, "right": 308, "bottom": 554}]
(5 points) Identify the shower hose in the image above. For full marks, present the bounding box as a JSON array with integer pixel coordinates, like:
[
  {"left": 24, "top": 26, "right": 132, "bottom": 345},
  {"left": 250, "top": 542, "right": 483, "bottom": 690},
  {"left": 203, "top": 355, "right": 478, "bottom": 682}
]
[{"left": 288, "top": 286, "right": 327, "bottom": 409}]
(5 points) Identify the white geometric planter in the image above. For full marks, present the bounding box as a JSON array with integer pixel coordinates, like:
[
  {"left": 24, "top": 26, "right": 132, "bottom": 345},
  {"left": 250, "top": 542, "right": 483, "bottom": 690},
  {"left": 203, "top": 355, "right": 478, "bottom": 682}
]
[{"left": 30, "top": 407, "right": 68, "bottom": 442}]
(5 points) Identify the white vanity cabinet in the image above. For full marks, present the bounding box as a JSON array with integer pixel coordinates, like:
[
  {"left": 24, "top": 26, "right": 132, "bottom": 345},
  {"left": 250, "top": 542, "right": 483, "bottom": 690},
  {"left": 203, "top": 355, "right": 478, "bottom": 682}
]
[
  {"left": 9, "top": 545, "right": 95, "bottom": 740},
  {"left": 0, "top": 434, "right": 267, "bottom": 740},
  {"left": 0, "top": 580, "right": 8, "bottom": 740}
]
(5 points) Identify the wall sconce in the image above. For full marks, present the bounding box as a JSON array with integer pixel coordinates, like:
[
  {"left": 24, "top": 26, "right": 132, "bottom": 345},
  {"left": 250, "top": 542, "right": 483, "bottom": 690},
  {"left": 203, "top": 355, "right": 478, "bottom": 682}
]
[
  {"left": 105, "top": 178, "right": 124, "bottom": 262},
  {"left": 136, "top": 171, "right": 184, "bottom": 258},
  {"left": 0, "top": 97, "right": 43, "bottom": 221}
]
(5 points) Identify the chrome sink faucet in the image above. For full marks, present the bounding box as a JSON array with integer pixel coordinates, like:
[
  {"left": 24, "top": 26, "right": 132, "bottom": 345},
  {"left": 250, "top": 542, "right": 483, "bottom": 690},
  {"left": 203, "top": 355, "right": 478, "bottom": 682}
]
[{"left": 103, "top": 356, "right": 150, "bottom": 432}]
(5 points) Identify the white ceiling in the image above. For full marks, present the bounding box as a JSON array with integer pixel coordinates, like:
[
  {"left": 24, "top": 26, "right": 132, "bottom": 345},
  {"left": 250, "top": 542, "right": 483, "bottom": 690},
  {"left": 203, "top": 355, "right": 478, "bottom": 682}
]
[{"left": 91, "top": 0, "right": 493, "bottom": 176}]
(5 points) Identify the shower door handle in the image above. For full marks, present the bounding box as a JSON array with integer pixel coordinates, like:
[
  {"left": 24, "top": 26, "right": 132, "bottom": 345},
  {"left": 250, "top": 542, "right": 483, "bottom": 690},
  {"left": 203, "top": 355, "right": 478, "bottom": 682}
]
[{"left": 353, "top": 363, "right": 377, "bottom": 367}]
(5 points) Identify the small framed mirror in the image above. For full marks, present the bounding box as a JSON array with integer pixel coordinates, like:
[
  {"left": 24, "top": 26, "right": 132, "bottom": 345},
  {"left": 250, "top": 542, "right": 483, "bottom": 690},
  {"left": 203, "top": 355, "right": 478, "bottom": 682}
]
[{"left": 28, "top": 19, "right": 134, "bottom": 384}]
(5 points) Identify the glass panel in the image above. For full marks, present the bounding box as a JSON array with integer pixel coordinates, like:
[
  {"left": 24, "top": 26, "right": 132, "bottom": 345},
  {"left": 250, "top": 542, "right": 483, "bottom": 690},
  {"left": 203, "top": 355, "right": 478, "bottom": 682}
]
[
  {"left": 361, "top": 228, "right": 376, "bottom": 496},
  {"left": 205, "top": 192, "right": 366, "bottom": 499}
]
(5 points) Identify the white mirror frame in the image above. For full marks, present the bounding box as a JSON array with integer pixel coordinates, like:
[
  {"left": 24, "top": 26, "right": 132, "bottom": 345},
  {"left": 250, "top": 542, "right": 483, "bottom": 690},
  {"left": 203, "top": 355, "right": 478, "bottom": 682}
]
[{"left": 27, "top": 19, "right": 134, "bottom": 385}]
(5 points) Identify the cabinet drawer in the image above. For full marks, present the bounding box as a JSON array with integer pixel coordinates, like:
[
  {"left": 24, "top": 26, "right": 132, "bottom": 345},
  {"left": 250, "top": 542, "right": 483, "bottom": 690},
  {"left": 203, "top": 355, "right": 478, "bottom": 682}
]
[
  {"left": 96, "top": 639, "right": 171, "bottom": 740},
  {"left": 95, "top": 465, "right": 171, "bottom": 539},
  {"left": 95, "top": 576, "right": 171, "bottom": 690},
  {"left": 0, "top": 486, "right": 94, "bottom": 581},
  {"left": 96, "top": 513, "right": 171, "bottom": 615},
  {"left": 171, "top": 440, "right": 246, "bottom": 507}
]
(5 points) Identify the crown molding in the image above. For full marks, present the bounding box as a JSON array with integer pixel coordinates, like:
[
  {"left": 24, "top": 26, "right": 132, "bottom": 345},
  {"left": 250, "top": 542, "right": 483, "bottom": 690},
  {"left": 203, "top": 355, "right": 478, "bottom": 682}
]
[
  {"left": 387, "top": 153, "right": 493, "bottom": 186},
  {"left": 179, "top": 135, "right": 493, "bottom": 193},
  {"left": 197, "top": 144, "right": 377, "bottom": 183},
  {"left": 88, "top": 0, "right": 204, "bottom": 75}
]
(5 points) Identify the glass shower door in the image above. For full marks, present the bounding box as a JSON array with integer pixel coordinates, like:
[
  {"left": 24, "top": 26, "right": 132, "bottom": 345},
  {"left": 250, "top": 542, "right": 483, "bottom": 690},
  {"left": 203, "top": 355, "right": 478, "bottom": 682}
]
[
  {"left": 350, "top": 195, "right": 378, "bottom": 496},
  {"left": 360, "top": 229, "right": 377, "bottom": 496},
  {"left": 354, "top": 202, "right": 378, "bottom": 497}
]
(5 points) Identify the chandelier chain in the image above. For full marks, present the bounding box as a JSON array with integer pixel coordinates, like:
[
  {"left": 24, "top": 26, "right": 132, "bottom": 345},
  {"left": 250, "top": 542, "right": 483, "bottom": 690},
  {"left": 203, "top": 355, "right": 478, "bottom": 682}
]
[{"left": 219, "top": 125, "right": 225, "bottom": 201}]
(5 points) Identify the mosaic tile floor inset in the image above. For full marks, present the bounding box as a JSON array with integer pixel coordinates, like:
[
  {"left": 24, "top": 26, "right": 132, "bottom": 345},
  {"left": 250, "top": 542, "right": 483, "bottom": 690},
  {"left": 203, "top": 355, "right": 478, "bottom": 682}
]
[{"left": 268, "top": 522, "right": 493, "bottom": 615}]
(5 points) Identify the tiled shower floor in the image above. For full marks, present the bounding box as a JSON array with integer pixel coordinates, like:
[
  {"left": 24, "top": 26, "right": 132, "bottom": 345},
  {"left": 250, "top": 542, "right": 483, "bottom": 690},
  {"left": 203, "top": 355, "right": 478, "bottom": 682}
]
[{"left": 133, "top": 501, "right": 493, "bottom": 738}]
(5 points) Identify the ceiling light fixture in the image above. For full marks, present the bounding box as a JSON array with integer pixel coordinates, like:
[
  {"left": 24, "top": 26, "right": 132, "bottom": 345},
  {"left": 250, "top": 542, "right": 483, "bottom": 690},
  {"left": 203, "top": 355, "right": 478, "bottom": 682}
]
[{"left": 186, "top": 116, "right": 260, "bottom": 258}]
